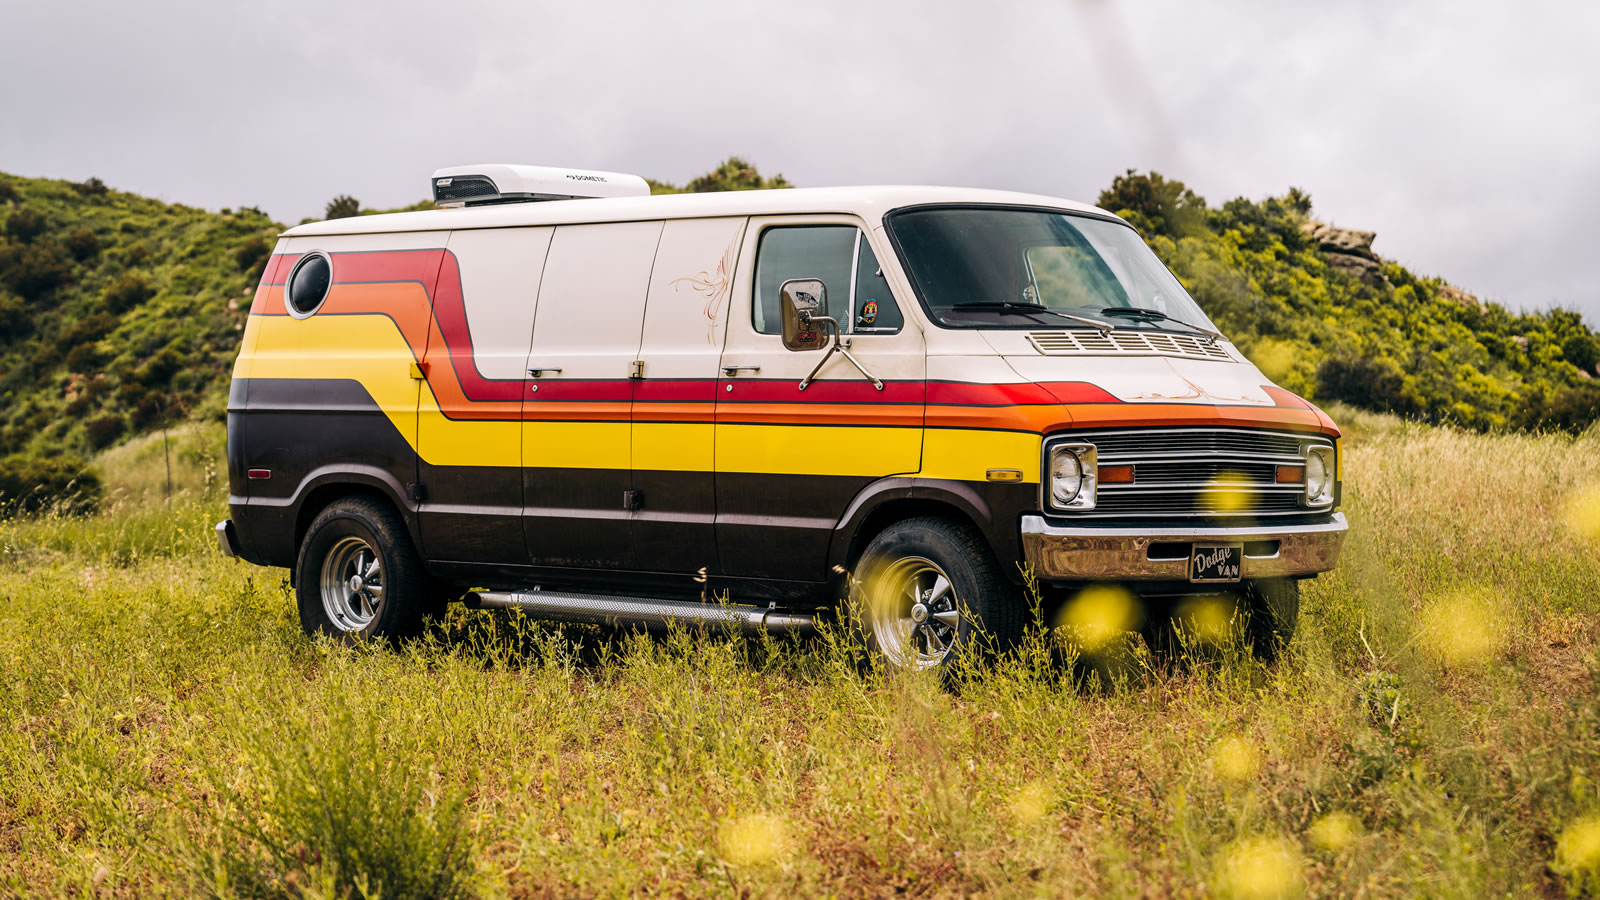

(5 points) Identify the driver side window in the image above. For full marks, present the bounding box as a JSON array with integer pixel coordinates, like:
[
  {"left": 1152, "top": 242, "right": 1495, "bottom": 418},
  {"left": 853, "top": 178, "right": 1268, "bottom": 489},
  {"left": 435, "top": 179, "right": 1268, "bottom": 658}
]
[{"left": 753, "top": 225, "right": 903, "bottom": 335}]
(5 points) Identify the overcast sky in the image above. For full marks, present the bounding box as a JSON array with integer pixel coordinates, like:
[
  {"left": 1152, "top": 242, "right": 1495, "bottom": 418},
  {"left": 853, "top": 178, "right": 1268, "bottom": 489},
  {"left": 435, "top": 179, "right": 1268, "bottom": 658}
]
[{"left": 3, "top": 0, "right": 1596, "bottom": 320}]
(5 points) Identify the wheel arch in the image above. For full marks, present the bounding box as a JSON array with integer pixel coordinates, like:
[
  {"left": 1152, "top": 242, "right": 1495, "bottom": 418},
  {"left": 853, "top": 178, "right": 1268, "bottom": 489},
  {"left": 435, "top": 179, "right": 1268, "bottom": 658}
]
[
  {"left": 289, "top": 469, "right": 420, "bottom": 584},
  {"left": 828, "top": 477, "right": 1026, "bottom": 584}
]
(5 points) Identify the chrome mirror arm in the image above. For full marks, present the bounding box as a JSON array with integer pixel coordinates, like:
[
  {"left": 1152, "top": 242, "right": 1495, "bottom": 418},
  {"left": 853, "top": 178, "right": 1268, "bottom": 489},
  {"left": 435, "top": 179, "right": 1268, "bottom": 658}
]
[{"left": 797, "top": 316, "right": 884, "bottom": 391}]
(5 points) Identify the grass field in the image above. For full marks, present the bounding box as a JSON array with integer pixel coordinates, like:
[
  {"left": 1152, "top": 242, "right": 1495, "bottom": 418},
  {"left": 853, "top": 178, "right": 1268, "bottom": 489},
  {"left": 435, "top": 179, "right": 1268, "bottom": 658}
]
[{"left": 3, "top": 410, "right": 1599, "bottom": 898}]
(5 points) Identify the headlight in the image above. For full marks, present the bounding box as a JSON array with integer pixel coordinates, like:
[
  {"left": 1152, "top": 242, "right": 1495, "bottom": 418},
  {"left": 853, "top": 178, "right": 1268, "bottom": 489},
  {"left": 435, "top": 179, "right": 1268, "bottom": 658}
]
[
  {"left": 1304, "top": 445, "right": 1334, "bottom": 507},
  {"left": 1048, "top": 443, "right": 1097, "bottom": 510}
]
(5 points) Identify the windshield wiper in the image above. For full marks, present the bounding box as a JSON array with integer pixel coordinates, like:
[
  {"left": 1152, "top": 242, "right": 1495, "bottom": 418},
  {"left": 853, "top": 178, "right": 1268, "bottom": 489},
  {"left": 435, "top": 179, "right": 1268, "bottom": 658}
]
[
  {"left": 949, "top": 302, "right": 1113, "bottom": 333},
  {"left": 1099, "top": 306, "right": 1222, "bottom": 343}
]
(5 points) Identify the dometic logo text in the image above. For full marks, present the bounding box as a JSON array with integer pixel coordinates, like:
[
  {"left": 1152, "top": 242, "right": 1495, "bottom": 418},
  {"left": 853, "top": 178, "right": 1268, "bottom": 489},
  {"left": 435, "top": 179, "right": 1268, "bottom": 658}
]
[{"left": 565, "top": 174, "right": 607, "bottom": 182}]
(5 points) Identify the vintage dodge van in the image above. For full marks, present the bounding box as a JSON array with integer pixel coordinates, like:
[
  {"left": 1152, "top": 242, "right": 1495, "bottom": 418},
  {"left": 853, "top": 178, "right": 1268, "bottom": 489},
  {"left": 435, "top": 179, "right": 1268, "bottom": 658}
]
[{"left": 217, "top": 164, "right": 1347, "bottom": 671}]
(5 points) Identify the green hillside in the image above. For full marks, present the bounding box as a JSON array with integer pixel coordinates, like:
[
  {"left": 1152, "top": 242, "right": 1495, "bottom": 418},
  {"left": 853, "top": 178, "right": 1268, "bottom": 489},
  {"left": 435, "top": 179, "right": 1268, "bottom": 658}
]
[
  {"left": 1099, "top": 171, "right": 1600, "bottom": 431},
  {"left": 0, "top": 173, "right": 274, "bottom": 493},
  {"left": 1, "top": 162, "right": 1597, "bottom": 510}
]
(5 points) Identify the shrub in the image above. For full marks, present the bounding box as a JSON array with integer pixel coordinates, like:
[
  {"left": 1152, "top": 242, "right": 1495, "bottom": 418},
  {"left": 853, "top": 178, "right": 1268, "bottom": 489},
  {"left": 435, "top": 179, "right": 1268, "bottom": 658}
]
[
  {"left": 1, "top": 241, "right": 73, "bottom": 301},
  {"left": 63, "top": 342, "right": 104, "bottom": 373},
  {"left": 0, "top": 180, "right": 17, "bottom": 203},
  {"left": 1514, "top": 383, "right": 1600, "bottom": 434},
  {"left": 56, "top": 312, "right": 116, "bottom": 354},
  {"left": 136, "top": 345, "right": 186, "bottom": 388},
  {"left": 71, "top": 176, "right": 108, "bottom": 196},
  {"left": 684, "top": 157, "right": 791, "bottom": 193},
  {"left": 62, "top": 228, "right": 100, "bottom": 262},
  {"left": 0, "top": 293, "right": 26, "bottom": 342},
  {"left": 1098, "top": 170, "right": 1207, "bottom": 238},
  {"left": 325, "top": 194, "right": 361, "bottom": 219},
  {"left": 1316, "top": 355, "right": 1423, "bottom": 417},
  {"left": 232, "top": 234, "right": 271, "bottom": 281},
  {"left": 84, "top": 414, "right": 126, "bottom": 449},
  {"left": 0, "top": 452, "right": 102, "bottom": 514},
  {"left": 102, "top": 272, "right": 154, "bottom": 312},
  {"left": 1562, "top": 331, "right": 1600, "bottom": 374},
  {"left": 4, "top": 208, "right": 47, "bottom": 243}
]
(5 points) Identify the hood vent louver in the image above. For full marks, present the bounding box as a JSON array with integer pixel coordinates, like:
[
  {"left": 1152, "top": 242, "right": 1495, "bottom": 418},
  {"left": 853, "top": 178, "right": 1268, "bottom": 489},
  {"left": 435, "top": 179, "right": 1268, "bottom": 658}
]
[
  {"left": 1027, "top": 330, "right": 1232, "bottom": 361},
  {"left": 432, "top": 164, "right": 650, "bottom": 207}
]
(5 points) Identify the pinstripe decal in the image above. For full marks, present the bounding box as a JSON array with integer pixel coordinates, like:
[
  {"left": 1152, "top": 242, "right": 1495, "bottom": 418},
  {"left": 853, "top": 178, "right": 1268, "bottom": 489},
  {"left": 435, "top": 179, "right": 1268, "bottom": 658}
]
[{"left": 242, "top": 249, "right": 1336, "bottom": 472}]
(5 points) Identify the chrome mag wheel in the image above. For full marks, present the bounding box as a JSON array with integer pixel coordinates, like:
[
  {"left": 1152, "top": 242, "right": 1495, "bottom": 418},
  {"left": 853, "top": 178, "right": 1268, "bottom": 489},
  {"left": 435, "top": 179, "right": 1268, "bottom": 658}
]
[
  {"left": 319, "top": 536, "right": 384, "bottom": 632},
  {"left": 871, "top": 556, "right": 962, "bottom": 670}
]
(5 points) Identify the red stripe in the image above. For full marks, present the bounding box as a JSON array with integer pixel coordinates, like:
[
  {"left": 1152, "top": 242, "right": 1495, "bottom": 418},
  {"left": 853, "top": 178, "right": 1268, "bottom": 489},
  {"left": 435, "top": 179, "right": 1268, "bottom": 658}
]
[
  {"left": 634, "top": 380, "right": 719, "bottom": 402},
  {"left": 714, "top": 379, "right": 926, "bottom": 404},
  {"left": 525, "top": 380, "right": 634, "bottom": 402},
  {"left": 1036, "top": 381, "right": 1123, "bottom": 404}
]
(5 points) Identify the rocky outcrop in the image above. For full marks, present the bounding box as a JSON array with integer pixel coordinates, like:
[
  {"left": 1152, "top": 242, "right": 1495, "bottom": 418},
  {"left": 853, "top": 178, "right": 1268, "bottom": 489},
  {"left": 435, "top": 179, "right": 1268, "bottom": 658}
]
[
  {"left": 1438, "top": 284, "right": 1486, "bottom": 312},
  {"left": 1301, "top": 221, "right": 1388, "bottom": 287}
]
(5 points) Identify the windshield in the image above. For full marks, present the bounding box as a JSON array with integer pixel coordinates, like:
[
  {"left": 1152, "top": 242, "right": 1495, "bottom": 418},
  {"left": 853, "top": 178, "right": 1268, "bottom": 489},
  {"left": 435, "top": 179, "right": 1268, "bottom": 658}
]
[{"left": 884, "top": 206, "right": 1219, "bottom": 332}]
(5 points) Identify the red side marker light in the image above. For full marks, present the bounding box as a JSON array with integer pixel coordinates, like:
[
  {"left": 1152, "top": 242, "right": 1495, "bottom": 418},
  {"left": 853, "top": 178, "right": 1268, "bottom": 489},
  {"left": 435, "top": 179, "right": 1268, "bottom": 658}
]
[
  {"left": 247, "top": 468, "right": 272, "bottom": 480},
  {"left": 1099, "top": 464, "right": 1135, "bottom": 484},
  {"left": 1274, "top": 465, "right": 1304, "bottom": 484}
]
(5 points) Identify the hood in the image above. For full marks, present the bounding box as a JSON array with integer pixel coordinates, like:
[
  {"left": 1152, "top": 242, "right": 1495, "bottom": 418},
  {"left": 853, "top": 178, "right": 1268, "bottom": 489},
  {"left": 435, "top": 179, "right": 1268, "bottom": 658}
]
[{"left": 1000, "top": 352, "right": 1277, "bottom": 406}]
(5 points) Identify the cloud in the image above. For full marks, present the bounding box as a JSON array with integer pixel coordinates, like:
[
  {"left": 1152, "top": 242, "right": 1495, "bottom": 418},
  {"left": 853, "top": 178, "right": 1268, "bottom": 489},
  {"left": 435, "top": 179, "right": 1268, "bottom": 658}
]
[{"left": 1, "top": 0, "right": 1594, "bottom": 318}]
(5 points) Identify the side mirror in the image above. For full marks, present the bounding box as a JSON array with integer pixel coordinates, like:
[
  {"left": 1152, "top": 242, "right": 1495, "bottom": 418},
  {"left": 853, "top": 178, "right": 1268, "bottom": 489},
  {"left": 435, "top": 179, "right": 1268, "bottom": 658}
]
[{"left": 780, "top": 279, "right": 831, "bottom": 351}]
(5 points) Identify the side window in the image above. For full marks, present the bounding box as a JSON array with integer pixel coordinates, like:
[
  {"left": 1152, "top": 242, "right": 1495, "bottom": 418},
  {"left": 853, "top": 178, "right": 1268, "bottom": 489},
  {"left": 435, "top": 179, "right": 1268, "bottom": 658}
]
[
  {"left": 852, "top": 238, "right": 903, "bottom": 333},
  {"left": 753, "top": 226, "right": 904, "bottom": 335}
]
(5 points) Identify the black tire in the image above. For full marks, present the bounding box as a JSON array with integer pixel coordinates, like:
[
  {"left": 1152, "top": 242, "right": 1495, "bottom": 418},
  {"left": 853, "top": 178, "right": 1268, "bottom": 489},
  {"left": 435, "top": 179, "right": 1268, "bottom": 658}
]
[
  {"left": 1138, "top": 578, "right": 1298, "bottom": 664},
  {"left": 294, "top": 496, "right": 434, "bottom": 642},
  {"left": 1245, "top": 577, "right": 1299, "bottom": 662},
  {"left": 850, "top": 516, "right": 1023, "bottom": 674}
]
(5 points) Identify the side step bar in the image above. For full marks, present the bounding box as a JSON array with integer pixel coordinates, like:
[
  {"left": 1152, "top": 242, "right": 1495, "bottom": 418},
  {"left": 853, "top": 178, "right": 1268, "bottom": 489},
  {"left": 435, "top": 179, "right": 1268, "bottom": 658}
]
[{"left": 464, "top": 589, "right": 817, "bottom": 634}]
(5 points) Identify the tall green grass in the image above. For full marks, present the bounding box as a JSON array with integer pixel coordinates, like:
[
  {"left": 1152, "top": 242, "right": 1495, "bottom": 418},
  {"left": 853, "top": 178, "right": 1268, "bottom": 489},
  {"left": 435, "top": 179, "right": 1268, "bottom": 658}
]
[{"left": 2, "top": 414, "right": 1598, "bottom": 897}]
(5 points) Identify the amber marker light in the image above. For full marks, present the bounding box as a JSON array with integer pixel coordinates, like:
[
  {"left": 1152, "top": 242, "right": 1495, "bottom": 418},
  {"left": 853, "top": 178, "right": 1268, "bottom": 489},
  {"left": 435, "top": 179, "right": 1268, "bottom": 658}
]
[
  {"left": 1098, "top": 464, "right": 1135, "bottom": 484},
  {"left": 1274, "top": 465, "right": 1304, "bottom": 484},
  {"left": 986, "top": 468, "right": 1024, "bottom": 483}
]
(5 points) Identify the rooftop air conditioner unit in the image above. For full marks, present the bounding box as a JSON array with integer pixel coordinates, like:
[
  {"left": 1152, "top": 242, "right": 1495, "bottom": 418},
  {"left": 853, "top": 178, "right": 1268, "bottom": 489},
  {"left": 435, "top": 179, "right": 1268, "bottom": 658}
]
[{"left": 431, "top": 164, "right": 651, "bottom": 207}]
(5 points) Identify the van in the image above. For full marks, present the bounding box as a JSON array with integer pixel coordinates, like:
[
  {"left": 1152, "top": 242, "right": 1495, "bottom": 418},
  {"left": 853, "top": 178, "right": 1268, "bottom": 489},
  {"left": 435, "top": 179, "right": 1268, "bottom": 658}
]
[{"left": 217, "top": 164, "right": 1347, "bottom": 671}]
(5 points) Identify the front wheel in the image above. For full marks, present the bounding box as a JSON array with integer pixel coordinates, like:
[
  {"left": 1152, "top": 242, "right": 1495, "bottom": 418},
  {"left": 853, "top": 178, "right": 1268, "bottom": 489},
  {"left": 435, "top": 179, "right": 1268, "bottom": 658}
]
[
  {"left": 851, "top": 517, "right": 1023, "bottom": 674},
  {"left": 1245, "top": 577, "right": 1299, "bottom": 661},
  {"left": 295, "top": 496, "right": 434, "bottom": 642},
  {"left": 1141, "top": 578, "right": 1299, "bottom": 663}
]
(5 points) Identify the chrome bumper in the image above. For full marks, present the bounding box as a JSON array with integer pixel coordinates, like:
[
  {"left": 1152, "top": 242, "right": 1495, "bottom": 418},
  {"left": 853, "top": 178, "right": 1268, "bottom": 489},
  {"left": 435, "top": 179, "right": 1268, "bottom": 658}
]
[
  {"left": 1020, "top": 512, "right": 1347, "bottom": 581},
  {"left": 215, "top": 520, "right": 239, "bottom": 559}
]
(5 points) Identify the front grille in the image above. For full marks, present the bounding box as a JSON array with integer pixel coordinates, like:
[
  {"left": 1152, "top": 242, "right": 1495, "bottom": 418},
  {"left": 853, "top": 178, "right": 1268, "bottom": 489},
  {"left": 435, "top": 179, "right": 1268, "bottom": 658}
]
[
  {"left": 1028, "top": 329, "right": 1233, "bottom": 361},
  {"left": 1049, "top": 427, "right": 1333, "bottom": 520}
]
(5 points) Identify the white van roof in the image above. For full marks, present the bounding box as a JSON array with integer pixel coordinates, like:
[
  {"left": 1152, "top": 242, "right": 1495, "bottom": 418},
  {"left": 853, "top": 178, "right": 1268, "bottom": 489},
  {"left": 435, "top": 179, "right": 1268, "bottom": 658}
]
[{"left": 283, "top": 185, "right": 1116, "bottom": 238}]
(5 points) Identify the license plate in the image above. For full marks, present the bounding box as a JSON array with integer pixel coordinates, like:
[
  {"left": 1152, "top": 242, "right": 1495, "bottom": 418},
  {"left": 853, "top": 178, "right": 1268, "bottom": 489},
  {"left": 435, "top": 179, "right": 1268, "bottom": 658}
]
[{"left": 1190, "top": 543, "right": 1243, "bottom": 583}]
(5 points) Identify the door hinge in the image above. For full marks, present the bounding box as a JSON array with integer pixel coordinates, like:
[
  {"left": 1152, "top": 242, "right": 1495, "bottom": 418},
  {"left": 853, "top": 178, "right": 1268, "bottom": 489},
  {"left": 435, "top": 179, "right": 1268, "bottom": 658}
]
[
  {"left": 629, "top": 359, "right": 645, "bottom": 379},
  {"left": 407, "top": 482, "right": 427, "bottom": 503},
  {"left": 408, "top": 361, "right": 430, "bottom": 380},
  {"left": 623, "top": 490, "right": 643, "bottom": 511}
]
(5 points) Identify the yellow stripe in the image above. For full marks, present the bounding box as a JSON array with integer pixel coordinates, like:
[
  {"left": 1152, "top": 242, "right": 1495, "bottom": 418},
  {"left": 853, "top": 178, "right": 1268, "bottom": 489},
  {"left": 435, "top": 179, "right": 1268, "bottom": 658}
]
[
  {"left": 716, "top": 424, "right": 921, "bottom": 477},
  {"left": 634, "top": 423, "right": 715, "bottom": 472},
  {"left": 243, "top": 313, "right": 1042, "bottom": 487},
  {"left": 920, "top": 429, "right": 1042, "bottom": 483},
  {"left": 417, "top": 410, "right": 519, "bottom": 467}
]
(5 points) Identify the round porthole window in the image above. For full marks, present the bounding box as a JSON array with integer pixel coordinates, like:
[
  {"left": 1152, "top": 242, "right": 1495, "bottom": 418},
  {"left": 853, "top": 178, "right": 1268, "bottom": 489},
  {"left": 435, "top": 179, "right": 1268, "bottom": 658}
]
[{"left": 285, "top": 251, "right": 332, "bottom": 318}]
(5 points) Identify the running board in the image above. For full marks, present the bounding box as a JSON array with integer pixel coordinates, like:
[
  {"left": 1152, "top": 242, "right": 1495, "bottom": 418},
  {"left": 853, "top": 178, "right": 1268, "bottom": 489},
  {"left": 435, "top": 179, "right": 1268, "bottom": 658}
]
[{"left": 463, "top": 589, "right": 817, "bottom": 634}]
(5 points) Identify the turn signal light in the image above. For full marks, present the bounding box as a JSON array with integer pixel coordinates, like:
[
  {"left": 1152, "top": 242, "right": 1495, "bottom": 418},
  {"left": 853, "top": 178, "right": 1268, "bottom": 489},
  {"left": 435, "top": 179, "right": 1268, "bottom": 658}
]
[
  {"left": 1098, "top": 464, "right": 1135, "bottom": 484},
  {"left": 1274, "top": 465, "right": 1304, "bottom": 484}
]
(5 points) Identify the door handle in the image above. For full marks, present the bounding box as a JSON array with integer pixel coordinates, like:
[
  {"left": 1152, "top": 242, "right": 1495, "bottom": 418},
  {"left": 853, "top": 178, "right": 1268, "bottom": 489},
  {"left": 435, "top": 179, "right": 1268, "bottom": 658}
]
[
  {"left": 721, "top": 365, "right": 761, "bottom": 376},
  {"left": 527, "top": 367, "right": 563, "bottom": 377}
]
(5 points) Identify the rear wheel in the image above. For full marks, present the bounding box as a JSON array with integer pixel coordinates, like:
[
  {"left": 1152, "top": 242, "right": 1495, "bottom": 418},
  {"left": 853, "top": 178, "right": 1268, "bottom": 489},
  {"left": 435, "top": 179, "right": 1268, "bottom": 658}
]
[
  {"left": 852, "top": 517, "right": 1023, "bottom": 674},
  {"left": 295, "top": 496, "right": 434, "bottom": 642}
]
